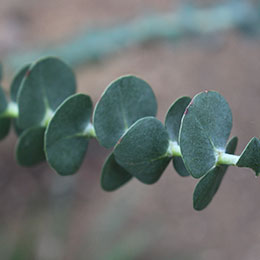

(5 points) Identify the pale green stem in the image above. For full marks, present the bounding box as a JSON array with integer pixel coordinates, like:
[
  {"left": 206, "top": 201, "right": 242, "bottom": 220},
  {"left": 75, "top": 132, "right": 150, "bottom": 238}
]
[
  {"left": 167, "top": 141, "right": 182, "bottom": 157},
  {"left": 84, "top": 123, "right": 96, "bottom": 138},
  {"left": 41, "top": 108, "right": 54, "bottom": 127},
  {"left": 167, "top": 140, "right": 240, "bottom": 166},
  {"left": 217, "top": 152, "right": 239, "bottom": 166},
  {"left": 0, "top": 102, "right": 19, "bottom": 118}
]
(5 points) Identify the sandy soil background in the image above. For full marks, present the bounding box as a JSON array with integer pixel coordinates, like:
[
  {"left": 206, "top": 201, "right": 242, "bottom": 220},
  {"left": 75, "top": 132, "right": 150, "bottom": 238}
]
[{"left": 0, "top": 0, "right": 260, "bottom": 259}]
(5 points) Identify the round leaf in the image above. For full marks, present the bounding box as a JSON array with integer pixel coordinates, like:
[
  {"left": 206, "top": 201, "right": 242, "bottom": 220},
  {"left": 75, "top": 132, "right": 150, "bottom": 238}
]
[
  {"left": 165, "top": 96, "right": 191, "bottom": 142},
  {"left": 0, "top": 86, "right": 8, "bottom": 114},
  {"left": 0, "top": 118, "right": 11, "bottom": 140},
  {"left": 165, "top": 96, "right": 191, "bottom": 177},
  {"left": 10, "top": 64, "right": 30, "bottom": 102},
  {"left": 193, "top": 136, "right": 238, "bottom": 211},
  {"left": 13, "top": 119, "right": 24, "bottom": 136},
  {"left": 114, "top": 117, "right": 171, "bottom": 184},
  {"left": 172, "top": 157, "right": 190, "bottom": 177},
  {"left": 0, "top": 86, "right": 11, "bottom": 139},
  {"left": 0, "top": 63, "right": 3, "bottom": 82},
  {"left": 18, "top": 57, "right": 76, "bottom": 128},
  {"left": 180, "top": 91, "right": 232, "bottom": 178},
  {"left": 16, "top": 126, "right": 46, "bottom": 166},
  {"left": 101, "top": 153, "right": 132, "bottom": 191},
  {"left": 45, "top": 94, "right": 93, "bottom": 176},
  {"left": 237, "top": 137, "right": 260, "bottom": 176},
  {"left": 93, "top": 75, "right": 157, "bottom": 148}
]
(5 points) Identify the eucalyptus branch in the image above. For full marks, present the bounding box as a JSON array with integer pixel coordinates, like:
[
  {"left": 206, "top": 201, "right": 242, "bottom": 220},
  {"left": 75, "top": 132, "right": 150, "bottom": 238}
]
[{"left": 0, "top": 57, "right": 259, "bottom": 211}]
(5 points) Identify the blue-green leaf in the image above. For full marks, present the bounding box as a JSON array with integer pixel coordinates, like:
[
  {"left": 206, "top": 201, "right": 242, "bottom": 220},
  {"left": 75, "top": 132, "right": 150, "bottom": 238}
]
[
  {"left": 10, "top": 64, "right": 30, "bottom": 102},
  {"left": 0, "top": 86, "right": 11, "bottom": 139},
  {"left": 193, "top": 136, "right": 238, "bottom": 211},
  {"left": 165, "top": 96, "right": 191, "bottom": 177},
  {"left": 0, "top": 63, "right": 3, "bottom": 82},
  {"left": 0, "top": 86, "right": 8, "bottom": 114},
  {"left": 114, "top": 117, "right": 171, "bottom": 184},
  {"left": 16, "top": 127, "right": 46, "bottom": 166},
  {"left": 237, "top": 137, "right": 260, "bottom": 176},
  {"left": 101, "top": 153, "right": 132, "bottom": 191},
  {"left": 172, "top": 157, "right": 190, "bottom": 177},
  {"left": 93, "top": 75, "right": 157, "bottom": 148},
  {"left": 180, "top": 91, "right": 232, "bottom": 178},
  {"left": 165, "top": 96, "right": 191, "bottom": 142},
  {"left": 45, "top": 94, "right": 93, "bottom": 176},
  {"left": 0, "top": 118, "right": 11, "bottom": 140},
  {"left": 18, "top": 57, "right": 76, "bottom": 128}
]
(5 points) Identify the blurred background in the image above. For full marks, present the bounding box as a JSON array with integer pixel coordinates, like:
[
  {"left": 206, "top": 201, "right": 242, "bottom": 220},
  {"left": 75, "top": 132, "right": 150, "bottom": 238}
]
[{"left": 1, "top": 0, "right": 260, "bottom": 259}]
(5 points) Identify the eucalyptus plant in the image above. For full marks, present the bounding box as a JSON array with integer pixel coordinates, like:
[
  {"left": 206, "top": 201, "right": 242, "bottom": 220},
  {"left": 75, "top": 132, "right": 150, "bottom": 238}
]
[{"left": 0, "top": 57, "right": 259, "bottom": 211}]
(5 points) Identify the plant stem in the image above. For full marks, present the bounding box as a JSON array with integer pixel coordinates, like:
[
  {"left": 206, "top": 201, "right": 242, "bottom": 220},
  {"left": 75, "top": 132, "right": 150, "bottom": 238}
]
[
  {"left": 0, "top": 102, "right": 19, "bottom": 118},
  {"left": 167, "top": 140, "right": 240, "bottom": 166},
  {"left": 217, "top": 152, "right": 240, "bottom": 166},
  {"left": 84, "top": 123, "right": 96, "bottom": 138},
  {"left": 41, "top": 108, "right": 54, "bottom": 127},
  {"left": 167, "top": 141, "right": 182, "bottom": 157}
]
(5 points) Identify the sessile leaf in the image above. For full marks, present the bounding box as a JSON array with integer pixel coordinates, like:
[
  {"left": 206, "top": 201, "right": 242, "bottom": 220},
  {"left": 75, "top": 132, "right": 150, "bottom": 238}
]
[
  {"left": 114, "top": 117, "right": 171, "bottom": 184},
  {"left": 93, "top": 75, "right": 157, "bottom": 148},
  {"left": 180, "top": 91, "right": 232, "bottom": 178}
]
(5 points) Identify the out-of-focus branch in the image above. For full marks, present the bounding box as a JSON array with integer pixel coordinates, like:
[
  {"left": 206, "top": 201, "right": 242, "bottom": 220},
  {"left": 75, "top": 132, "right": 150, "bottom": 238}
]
[{"left": 4, "top": 2, "right": 260, "bottom": 71}]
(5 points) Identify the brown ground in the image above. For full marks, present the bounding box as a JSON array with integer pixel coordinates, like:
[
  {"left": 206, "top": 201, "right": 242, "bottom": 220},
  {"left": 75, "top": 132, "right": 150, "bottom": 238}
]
[{"left": 0, "top": 1, "right": 260, "bottom": 259}]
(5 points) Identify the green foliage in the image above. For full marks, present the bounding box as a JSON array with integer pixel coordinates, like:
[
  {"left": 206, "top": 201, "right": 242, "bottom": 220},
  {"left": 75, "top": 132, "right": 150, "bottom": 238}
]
[
  {"left": 180, "top": 91, "right": 232, "bottom": 178},
  {"left": 114, "top": 117, "right": 171, "bottom": 184},
  {"left": 16, "top": 127, "right": 46, "bottom": 166},
  {"left": 237, "top": 137, "right": 260, "bottom": 176},
  {"left": 17, "top": 57, "right": 76, "bottom": 129},
  {"left": 45, "top": 94, "right": 93, "bottom": 175},
  {"left": 0, "top": 56, "right": 259, "bottom": 211},
  {"left": 101, "top": 153, "right": 132, "bottom": 191},
  {"left": 0, "top": 86, "right": 11, "bottom": 140},
  {"left": 0, "top": 118, "right": 11, "bottom": 140},
  {"left": 10, "top": 64, "right": 30, "bottom": 102},
  {"left": 193, "top": 136, "right": 238, "bottom": 211},
  {"left": 93, "top": 75, "right": 157, "bottom": 148},
  {"left": 0, "top": 86, "right": 8, "bottom": 113},
  {"left": 165, "top": 96, "right": 191, "bottom": 177},
  {"left": 0, "top": 63, "right": 2, "bottom": 82}
]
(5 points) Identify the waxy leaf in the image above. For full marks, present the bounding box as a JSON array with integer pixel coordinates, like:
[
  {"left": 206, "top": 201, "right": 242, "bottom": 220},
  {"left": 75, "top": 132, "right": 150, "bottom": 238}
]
[
  {"left": 172, "top": 157, "right": 190, "bottom": 177},
  {"left": 18, "top": 57, "right": 76, "bottom": 129},
  {"left": 45, "top": 94, "right": 93, "bottom": 176},
  {"left": 93, "top": 75, "right": 157, "bottom": 148},
  {"left": 0, "top": 63, "right": 2, "bottom": 82},
  {"left": 16, "top": 127, "right": 46, "bottom": 166},
  {"left": 0, "top": 86, "right": 11, "bottom": 140},
  {"left": 165, "top": 96, "right": 191, "bottom": 177},
  {"left": 10, "top": 65, "right": 30, "bottom": 136},
  {"left": 0, "top": 86, "right": 8, "bottom": 113},
  {"left": 114, "top": 117, "right": 171, "bottom": 184},
  {"left": 0, "top": 118, "right": 11, "bottom": 140},
  {"left": 10, "top": 64, "right": 30, "bottom": 102},
  {"left": 180, "top": 91, "right": 232, "bottom": 178},
  {"left": 237, "top": 137, "right": 260, "bottom": 176},
  {"left": 13, "top": 119, "right": 24, "bottom": 136},
  {"left": 101, "top": 153, "right": 132, "bottom": 191},
  {"left": 193, "top": 136, "right": 238, "bottom": 211},
  {"left": 165, "top": 96, "right": 191, "bottom": 142}
]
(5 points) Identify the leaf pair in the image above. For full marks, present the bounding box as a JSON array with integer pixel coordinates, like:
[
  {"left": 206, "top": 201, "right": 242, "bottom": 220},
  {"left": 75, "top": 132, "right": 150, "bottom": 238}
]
[
  {"left": 48, "top": 75, "right": 157, "bottom": 178},
  {"left": 15, "top": 57, "right": 77, "bottom": 167},
  {"left": 94, "top": 76, "right": 158, "bottom": 190},
  {"left": 0, "top": 63, "right": 28, "bottom": 140},
  {"left": 0, "top": 84, "right": 11, "bottom": 140},
  {"left": 103, "top": 95, "right": 193, "bottom": 189},
  {"left": 179, "top": 91, "right": 233, "bottom": 178},
  {"left": 193, "top": 136, "right": 238, "bottom": 210}
]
